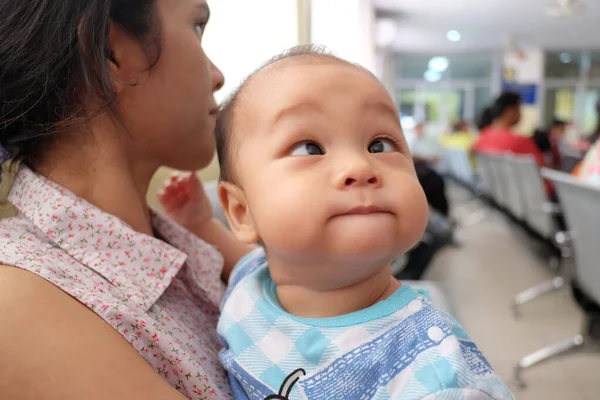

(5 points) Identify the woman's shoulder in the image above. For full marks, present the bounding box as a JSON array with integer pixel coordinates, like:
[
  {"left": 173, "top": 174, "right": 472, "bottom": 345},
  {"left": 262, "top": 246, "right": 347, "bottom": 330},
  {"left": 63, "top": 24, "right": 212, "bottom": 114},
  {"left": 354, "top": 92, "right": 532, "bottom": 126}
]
[
  {"left": 0, "top": 265, "right": 187, "bottom": 400},
  {"left": 0, "top": 215, "right": 112, "bottom": 308}
]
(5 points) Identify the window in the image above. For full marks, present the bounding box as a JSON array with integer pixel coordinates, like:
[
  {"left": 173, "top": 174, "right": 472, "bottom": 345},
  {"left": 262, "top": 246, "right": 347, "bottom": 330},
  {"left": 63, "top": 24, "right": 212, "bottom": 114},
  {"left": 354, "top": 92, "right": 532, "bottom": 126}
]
[
  {"left": 582, "top": 89, "right": 600, "bottom": 134},
  {"left": 395, "top": 52, "right": 494, "bottom": 129},
  {"left": 545, "top": 51, "right": 582, "bottom": 79},
  {"left": 544, "top": 87, "right": 576, "bottom": 127}
]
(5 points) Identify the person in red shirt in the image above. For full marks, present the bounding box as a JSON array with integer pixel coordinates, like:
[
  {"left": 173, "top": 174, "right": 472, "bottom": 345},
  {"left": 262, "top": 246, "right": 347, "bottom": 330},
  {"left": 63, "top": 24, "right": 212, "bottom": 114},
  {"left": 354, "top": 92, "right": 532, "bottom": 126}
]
[{"left": 473, "top": 92, "right": 545, "bottom": 166}]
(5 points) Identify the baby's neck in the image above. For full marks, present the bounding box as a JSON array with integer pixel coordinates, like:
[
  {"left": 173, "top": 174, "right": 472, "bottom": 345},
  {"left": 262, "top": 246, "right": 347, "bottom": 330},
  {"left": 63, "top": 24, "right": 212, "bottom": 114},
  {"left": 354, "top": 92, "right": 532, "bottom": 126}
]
[{"left": 274, "top": 266, "right": 401, "bottom": 318}]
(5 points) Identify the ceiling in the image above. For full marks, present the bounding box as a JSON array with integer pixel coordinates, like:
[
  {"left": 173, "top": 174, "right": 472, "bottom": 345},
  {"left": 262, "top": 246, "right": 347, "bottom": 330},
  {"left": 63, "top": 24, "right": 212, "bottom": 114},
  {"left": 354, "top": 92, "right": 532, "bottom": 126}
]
[{"left": 375, "top": 0, "right": 600, "bottom": 53}]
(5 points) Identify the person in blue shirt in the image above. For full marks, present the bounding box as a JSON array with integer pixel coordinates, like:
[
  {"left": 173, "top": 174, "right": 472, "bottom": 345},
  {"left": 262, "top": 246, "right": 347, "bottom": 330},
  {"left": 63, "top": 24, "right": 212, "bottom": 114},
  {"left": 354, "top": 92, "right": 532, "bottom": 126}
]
[{"left": 161, "top": 45, "right": 514, "bottom": 400}]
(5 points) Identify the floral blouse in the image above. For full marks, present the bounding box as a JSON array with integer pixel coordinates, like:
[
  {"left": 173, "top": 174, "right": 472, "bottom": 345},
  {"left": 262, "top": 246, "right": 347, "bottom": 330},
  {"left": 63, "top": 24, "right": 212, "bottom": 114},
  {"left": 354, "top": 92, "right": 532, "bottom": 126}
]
[{"left": 0, "top": 166, "right": 233, "bottom": 399}]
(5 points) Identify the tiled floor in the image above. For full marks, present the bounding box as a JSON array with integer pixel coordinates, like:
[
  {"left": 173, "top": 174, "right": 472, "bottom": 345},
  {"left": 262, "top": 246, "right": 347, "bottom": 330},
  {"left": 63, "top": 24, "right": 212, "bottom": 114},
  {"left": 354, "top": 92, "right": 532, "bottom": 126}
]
[{"left": 424, "top": 184, "right": 600, "bottom": 400}]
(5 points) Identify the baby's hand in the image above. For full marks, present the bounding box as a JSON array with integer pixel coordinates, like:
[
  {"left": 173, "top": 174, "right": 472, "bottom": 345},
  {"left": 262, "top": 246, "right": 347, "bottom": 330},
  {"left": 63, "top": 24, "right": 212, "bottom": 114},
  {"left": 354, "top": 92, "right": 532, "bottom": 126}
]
[{"left": 158, "top": 172, "right": 214, "bottom": 232}]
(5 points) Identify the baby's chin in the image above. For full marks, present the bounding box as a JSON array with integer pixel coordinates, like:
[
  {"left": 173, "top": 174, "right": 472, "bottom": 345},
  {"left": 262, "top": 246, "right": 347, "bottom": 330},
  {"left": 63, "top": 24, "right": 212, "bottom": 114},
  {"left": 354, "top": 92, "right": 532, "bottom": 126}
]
[{"left": 322, "top": 235, "right": 405, "bottom": 266}]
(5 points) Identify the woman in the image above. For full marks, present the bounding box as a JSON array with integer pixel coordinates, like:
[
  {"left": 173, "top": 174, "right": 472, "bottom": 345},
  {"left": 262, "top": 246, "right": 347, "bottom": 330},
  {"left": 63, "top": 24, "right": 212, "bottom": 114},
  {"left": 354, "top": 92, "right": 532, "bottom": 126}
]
[{"left": 0, "top": 0, "right": 252, "bottom": 398}]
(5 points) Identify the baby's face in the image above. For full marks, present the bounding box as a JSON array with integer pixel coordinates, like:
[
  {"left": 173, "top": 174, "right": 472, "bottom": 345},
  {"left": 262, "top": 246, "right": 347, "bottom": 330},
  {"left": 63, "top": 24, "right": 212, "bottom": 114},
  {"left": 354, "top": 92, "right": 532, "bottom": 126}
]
[{"left": 229, "top": 61, "right": 428, "bottom": 284}]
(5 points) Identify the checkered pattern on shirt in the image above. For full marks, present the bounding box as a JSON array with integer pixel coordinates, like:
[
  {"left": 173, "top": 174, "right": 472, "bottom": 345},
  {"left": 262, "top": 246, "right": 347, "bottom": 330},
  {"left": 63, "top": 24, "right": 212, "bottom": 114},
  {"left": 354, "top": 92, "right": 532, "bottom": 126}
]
[{"left": 217, "top": 249, "right": 514, "bottom": 400}]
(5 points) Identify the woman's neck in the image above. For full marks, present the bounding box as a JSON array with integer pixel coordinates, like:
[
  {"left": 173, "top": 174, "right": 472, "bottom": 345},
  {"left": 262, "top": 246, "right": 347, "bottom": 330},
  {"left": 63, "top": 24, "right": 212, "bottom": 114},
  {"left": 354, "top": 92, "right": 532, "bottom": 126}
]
[
  {"left": 35, "top": 124, "right": 157, "bottom": 236},
  {"left": 274, "top": 265, "right": 400, "bottom": 319}
]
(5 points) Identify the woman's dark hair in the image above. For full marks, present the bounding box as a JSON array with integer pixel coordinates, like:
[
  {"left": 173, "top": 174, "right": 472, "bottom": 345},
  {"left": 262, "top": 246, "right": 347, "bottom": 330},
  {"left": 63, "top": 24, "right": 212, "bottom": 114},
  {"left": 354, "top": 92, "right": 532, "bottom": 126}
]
[
  {"left": 492, "top": 91, "right": 521, "bottom": 120},
  {"left": 476, "top": 107, "right": 494, "bottom": 131},
  {"left": 0, "top": 0, "right": 159, "bottom": 167}
]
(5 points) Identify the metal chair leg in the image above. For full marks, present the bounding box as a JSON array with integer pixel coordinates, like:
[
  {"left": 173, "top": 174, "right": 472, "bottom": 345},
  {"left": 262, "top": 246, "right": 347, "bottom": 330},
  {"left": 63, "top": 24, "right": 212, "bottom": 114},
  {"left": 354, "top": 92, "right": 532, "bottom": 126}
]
[
  {"left": 511, "top": 277, "right": 566, "bottom": 318},
  {"left": 512, "top": 334, "right": 585, "bottom": 390}
]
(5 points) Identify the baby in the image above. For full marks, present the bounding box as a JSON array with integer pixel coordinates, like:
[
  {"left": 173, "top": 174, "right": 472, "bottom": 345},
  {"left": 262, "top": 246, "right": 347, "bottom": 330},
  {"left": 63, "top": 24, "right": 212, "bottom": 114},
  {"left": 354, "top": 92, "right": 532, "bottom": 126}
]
[{"left": 160, "top": 46, "right": 513, "bottom": 400}]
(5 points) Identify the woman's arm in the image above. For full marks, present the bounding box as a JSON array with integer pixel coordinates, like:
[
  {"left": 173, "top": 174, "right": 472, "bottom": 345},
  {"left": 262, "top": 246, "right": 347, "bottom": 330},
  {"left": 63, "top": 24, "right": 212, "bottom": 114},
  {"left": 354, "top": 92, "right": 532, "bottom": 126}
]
[{"left": 0, "top": 267, "right": 188, "bottom": 400}]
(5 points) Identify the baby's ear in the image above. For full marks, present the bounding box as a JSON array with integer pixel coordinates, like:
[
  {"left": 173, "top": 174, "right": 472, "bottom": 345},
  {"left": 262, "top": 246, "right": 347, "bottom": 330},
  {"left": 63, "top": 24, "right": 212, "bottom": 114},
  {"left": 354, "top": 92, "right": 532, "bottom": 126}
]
[{"left": 218, "top": 182, "right": 259, "bottom": 244}]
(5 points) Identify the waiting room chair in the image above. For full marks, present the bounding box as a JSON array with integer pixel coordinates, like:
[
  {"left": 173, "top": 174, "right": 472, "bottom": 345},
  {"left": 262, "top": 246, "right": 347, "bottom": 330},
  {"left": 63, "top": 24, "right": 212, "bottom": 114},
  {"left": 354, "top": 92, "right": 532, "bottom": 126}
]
[
  {"left": 501, "top": 154, "right": 526, "bottom": 220},
  {"left": 514, "top": 169, "right": 600, "bottom": 389},
  {"left": 444, "top": 149, "right": 477, "bottom": 188},
  {"left": 510, "top": 155, "right": 557, "bottom": 240},
  {"left": 487, "top": 153, "right": 510, "bottom": 210},
  {"left": 508, "top": 156, "right": 570, "bottom": 316},
  {"left": 474, "top": 153, "right": 497, "bottom": 200}
]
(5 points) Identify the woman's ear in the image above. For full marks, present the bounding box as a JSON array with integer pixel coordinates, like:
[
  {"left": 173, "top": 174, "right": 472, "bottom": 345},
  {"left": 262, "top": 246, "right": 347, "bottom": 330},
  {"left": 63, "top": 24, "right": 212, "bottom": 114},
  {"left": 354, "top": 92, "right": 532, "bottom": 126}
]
[
  {"left": 106, "top": 22, "right": 150, "bottom": 93},
  {"left": 218, "top": 182, "right": 259, "bottom": 244}
]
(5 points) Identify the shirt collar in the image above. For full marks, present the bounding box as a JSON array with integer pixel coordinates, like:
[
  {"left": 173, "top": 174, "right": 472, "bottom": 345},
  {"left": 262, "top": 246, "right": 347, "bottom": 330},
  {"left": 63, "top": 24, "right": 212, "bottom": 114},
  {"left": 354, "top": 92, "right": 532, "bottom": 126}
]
[{"left": 9, "top": 166, "right": 189, "bottom": 311}]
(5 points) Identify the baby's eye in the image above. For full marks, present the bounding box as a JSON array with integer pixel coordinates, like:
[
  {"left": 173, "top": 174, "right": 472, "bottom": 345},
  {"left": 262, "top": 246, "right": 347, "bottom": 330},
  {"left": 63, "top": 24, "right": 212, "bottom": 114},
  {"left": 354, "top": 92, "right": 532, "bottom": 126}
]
[
  {"left": 290, "top": 141, "right": 324, "bottom": 156},
  {"left": 368, "top": 139, "right": 396, "bottom": 153}
]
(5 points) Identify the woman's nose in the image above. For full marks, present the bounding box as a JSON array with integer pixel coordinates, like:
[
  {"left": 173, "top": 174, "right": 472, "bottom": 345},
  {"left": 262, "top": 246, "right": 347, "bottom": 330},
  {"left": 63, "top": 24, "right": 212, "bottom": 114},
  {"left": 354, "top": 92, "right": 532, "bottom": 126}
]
[{"left": 210, "top": 59, "right": 225, "bottom": 92}]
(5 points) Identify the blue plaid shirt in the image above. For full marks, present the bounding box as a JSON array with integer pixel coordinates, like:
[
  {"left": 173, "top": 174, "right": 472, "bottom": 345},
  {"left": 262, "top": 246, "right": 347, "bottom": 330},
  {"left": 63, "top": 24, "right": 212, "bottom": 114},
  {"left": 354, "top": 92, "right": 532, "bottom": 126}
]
[{"left": 217, "top": 248, "right": 514, "bottom": 400}]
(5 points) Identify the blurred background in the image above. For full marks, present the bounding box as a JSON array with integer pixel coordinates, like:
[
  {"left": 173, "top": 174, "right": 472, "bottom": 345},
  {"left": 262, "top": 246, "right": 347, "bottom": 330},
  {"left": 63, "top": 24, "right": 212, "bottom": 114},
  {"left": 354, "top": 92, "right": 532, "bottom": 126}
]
[{"left": 149, "top": 2, "right": 600, "bottom": 399}]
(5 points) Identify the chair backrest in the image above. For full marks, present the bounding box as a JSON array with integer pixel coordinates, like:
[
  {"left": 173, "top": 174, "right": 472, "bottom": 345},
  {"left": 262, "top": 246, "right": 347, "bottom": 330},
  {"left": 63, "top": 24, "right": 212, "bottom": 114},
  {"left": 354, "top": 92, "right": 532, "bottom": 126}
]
[
  {"left": 501, "top": 154, "right": 526, "bottom": 219},
  {"left": 542, "top": 168, "right": 600, "bottom": 305},
  {"left": 445, "top": 149, "right": 476, "bottom": 186},
  {"left": 486, "top": 153, "right": 510, "bottom": 208},
  {"left": 511, "top": 155, "right": 555, "bottom": 239},
  {"left": 475, "top": 153, "right": 496, "bottom": 198}
]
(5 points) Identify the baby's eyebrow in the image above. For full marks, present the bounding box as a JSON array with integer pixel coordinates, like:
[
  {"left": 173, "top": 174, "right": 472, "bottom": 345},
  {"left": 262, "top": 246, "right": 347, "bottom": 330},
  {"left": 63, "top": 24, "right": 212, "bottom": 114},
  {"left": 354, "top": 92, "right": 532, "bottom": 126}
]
[
  {"left": 363, "top": 100, "right": 400, "bottom": 124},
  {"left": 272, "top": 102, "right": 323, "bottom": 127}
]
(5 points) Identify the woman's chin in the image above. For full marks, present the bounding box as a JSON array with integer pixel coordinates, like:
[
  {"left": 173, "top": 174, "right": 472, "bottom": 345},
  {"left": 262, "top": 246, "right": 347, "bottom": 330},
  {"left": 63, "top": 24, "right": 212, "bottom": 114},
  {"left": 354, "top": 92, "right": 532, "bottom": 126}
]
[{"left": 164, "top": 148, "right": 215, "bottom": 172}]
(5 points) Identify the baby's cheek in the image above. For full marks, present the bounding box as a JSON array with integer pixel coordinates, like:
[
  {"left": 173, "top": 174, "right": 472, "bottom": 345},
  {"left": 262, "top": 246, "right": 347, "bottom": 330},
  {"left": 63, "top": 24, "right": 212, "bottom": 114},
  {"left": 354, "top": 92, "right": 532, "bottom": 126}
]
[
  {"left": 394, "top": 180, "right": 429, "bottom": 241},
  {"left": 255, "top": 201, "right": 323, "bottom": 253}
]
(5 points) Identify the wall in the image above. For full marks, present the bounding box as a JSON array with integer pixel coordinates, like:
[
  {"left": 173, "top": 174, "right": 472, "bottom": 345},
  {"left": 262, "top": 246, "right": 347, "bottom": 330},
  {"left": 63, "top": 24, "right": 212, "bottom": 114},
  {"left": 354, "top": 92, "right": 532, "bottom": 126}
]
[
  {"left": 502, "top": 47, "right": 545, "bottom": 136},
  {"left": 310, "top": 0, "right": 376, "bottom": 72},
  {"left": 147, "top": 0, "right": 299, "bottom": 210}
]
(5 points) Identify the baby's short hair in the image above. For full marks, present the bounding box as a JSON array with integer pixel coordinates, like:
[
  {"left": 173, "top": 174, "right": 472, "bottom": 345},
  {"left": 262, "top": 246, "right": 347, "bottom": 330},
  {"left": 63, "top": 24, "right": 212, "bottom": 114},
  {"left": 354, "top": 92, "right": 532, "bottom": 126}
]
[{"left": 215, "top": 45, "right": 369, "bottom": 183}]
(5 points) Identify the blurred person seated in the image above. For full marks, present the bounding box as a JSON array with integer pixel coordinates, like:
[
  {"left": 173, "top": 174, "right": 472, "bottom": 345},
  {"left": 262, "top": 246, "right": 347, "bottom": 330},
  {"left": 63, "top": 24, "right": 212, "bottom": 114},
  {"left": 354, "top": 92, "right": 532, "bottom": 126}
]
[
  {"left": 532, "top": 119, "right": 568, "bottom": 169},
  {"left": 474, "top": 92, "right": 552, "bottom": 197},
  {"left": 476, "top": 106, "right": 495, "bottom": 132},
  {"left": 473, "top": 92, "right": 545, "bottom": 166},
  {"left": 408, "top": 122, "right": 444, "bottom": 167},
  {"left": 407, "top": 124, "right": 450, "bottom": 217},
  {"left": 439, "top": 120, "right": 476, "bottom": 151}
]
